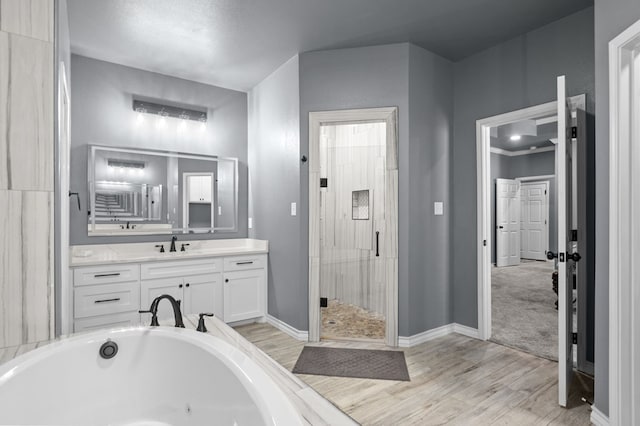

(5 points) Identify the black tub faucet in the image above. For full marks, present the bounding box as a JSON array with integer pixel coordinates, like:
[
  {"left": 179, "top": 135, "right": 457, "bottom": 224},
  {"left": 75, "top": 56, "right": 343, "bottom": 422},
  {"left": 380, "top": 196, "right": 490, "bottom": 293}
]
[
  {"left": 139, "top": 294, "right": 185, "bottom": 328},
  {"left": 170, "top": 235, "right": 178, "bottom": 252}
]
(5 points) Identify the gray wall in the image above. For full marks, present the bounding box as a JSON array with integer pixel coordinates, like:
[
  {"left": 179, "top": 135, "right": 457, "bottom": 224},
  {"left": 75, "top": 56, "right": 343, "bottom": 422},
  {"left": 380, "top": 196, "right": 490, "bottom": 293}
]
[
  {"left": 407, "top": 44, "right": 454, "bottom": 334},
  {"left": 297, "top": 43, "right": 454, "bottom": 336},
  {"left": 593, "top": 0, "right": 640, "bottom": 415},
  {"left": 247, "top": 55, "right": 303, "bottom": 330},
  {"left": 451, "top": 8, "right": 595, "bottom": 330},
  {"left": 69, "top": 55, "right": 248, "bottom": 245},
  {"left": 490, "top": 150, "right": 557, "bottom": 263}
]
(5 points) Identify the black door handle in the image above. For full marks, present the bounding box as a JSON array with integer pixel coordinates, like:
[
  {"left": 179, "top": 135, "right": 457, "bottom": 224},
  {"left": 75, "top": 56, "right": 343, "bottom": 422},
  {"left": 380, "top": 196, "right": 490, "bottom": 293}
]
[
  {"left": 376, "top": 231, "right": 380, "bottom": 257},
  {"left": 498, "top": 226, "right": 504, "bottom": 229},
  {"left": 567, "top": 252, "right": 581, "bottom": 262},
  {"left": 546, "top": 251, "right": 558, "bottom": 260}
]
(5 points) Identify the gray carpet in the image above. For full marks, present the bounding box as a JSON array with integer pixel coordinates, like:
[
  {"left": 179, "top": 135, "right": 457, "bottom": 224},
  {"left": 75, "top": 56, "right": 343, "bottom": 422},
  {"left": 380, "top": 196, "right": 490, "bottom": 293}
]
[
  {"left": 292, "top": 346, "right": 410, "bottom": 381},
  {"left": 491, "top": 260, "right": 558, "bottom": 361}
]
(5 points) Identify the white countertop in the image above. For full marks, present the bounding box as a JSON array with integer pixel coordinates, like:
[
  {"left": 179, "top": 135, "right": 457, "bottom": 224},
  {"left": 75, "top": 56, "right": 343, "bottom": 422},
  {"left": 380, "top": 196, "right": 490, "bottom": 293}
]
[
  {"left": 0, "top": 315, "right": 357, "bottom": 426},
  {"left": 70, "top": 238, "right": 268, "bottom": 267}
]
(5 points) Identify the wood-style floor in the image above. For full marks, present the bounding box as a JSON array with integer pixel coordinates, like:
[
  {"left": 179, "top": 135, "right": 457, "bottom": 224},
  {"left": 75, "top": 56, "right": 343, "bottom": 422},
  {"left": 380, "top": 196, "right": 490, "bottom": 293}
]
[{"left": 235, "top": 323, "right": 594, "bottom": 425}]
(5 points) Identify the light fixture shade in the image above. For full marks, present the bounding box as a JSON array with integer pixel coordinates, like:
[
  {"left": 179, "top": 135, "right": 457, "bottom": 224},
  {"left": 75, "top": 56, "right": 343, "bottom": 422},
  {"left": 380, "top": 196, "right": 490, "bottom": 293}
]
[
  {"left": 496, "top": 119, "right": 537, "bottom": 140},
  {"left": 132, "top": 98, "right": 207, "bottom": 123}
]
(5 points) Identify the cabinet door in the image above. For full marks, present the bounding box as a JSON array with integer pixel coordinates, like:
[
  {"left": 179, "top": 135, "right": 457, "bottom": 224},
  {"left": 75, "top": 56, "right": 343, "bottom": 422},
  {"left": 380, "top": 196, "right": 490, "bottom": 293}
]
[
  {"left": 200, "top": 175, "right": 213, "bottom": 203},
  {"left": 183, "top": 273, "right": 223, "bottom": 318},
  {"left": 187, "top": 175, "right": 202, "bottom": 203},
  {"left": 223, "top": 269, "right": 264, "bottom": 323},
  {"left": 140, "top": 277, "right": 184, "bottom": 322}
]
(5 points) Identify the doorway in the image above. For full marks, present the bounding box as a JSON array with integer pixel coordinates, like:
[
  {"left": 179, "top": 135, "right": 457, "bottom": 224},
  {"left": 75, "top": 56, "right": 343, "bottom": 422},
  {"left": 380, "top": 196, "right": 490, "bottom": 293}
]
[
  {"left": 490, "top": 117, "right": 558, "bottom": 361},
  {"left": 308, "top": 107, "right": 398, "bottom": 347},
  {"left": 477, "top": 88, "right": 589, "bottom": 407}
]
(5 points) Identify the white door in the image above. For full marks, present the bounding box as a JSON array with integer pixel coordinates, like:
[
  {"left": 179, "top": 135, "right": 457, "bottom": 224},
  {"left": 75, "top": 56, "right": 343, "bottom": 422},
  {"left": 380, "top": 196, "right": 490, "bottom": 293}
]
[
  {"left": 183, "top": 273, "right": 222, "bottom": 318},
  {"left": 223, "top": 269, "right": 264, "bottom": 322},
  {"left": 496, "top": 178, "right": 521, "bottom": 267},
  {"left": 556, "top": 75, "right": 578, "bottom": 407},
  {"left": 520, "top": 182, "right": 549, "bottom": 261}
]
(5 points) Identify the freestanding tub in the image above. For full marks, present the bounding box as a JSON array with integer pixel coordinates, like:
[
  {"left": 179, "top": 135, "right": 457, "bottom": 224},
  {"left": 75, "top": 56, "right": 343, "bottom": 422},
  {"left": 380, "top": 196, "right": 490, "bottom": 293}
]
[{"left": 0, "top": 327, "right": 303, "bottom": 425}]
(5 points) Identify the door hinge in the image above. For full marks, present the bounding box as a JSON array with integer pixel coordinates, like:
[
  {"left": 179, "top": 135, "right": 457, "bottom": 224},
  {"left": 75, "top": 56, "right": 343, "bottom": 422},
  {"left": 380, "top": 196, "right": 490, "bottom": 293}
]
[
  {"left": 320, "top": 297, "right": 328, "bottom": 308},
  {"left": 545, "top": 189, "right": 547, "bottom": 195},
  {"left": 320, "top": 178, "right": 328, "bottom": 188},
  {"left": 571, "top": 126, "right": 578, "bottom": 139},
  {"left": 571, "top": 229, "right": 578, "bottom": 242},
  {"left": 572, "top": 332, "right": 578, "bottom": 345},
  {"left": 483, "top": 239, "right": 487, "bottom": 247}
]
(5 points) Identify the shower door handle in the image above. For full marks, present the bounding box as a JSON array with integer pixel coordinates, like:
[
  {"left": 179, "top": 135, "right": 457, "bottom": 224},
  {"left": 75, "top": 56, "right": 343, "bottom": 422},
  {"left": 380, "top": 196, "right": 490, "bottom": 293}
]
[{"left": 376, "top": 231, "right": 380, "bottom": 257}]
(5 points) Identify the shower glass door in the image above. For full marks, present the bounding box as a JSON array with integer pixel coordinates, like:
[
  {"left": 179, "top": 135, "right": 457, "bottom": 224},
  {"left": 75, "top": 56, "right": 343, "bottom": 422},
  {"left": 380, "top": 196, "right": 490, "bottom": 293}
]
[{"left": 319, "top": 122, "right": 387, "bottom": 341}]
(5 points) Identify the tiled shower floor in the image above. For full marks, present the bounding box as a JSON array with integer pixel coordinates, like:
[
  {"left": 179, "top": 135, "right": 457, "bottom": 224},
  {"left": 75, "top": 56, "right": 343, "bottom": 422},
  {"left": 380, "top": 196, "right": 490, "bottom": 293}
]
[{"left": 321, "top": 299, "right": 385, "bottom": 341}]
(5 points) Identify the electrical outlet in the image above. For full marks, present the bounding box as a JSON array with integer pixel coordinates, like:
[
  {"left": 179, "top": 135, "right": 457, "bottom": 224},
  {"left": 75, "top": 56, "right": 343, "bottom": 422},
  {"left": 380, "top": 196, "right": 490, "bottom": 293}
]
[
  {"left": 291, "top": 202, "right": 297, "bottom": 216},
  {"left": 434, "top": 202, "right": 444, "bottom": 216}
]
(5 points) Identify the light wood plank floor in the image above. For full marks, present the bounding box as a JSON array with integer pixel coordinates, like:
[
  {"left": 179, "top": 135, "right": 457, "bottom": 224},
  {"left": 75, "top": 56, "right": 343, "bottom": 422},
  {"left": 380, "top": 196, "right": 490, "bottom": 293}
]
[{"left": 235, "top": 323, "right": 594, "bottom": 425}]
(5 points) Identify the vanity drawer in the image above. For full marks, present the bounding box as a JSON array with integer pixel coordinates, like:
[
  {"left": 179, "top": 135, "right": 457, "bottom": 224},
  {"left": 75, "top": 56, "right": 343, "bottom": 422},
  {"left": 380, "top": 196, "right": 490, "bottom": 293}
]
[
  {"left": 74, "top": 282, "right": 140, "bottom": 319},
  {"left": 223, "top": 254, "right": 266, "bottom": 272},
  {"left": 74, "top": 312, "right": 140, "bottom": 333},
  {"left": 74, "top": 264, "right": 140, "bottom": 287},
  {"left": 140, "top": 258, "right": 223, "bottom": 280}
]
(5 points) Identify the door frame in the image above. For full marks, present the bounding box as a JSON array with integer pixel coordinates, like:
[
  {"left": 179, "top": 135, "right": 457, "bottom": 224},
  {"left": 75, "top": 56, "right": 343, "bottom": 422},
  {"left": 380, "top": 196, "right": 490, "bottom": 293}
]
[
  {"left": 608, "top": 18, "right": 640, "bottom": 426},
  {"left": 308, "top": 107, "right": 398, "bottom": 347},
  {"left": 517, "top": 179, "right": 550, "bottom": 261},
  {"left": 476, "top": 96, "right": 585, "bottom": 341}
]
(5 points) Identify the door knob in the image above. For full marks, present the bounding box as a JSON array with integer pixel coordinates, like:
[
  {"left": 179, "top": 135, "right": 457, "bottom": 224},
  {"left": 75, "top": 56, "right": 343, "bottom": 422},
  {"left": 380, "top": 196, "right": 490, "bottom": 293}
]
[
  {"left": 567, "top": 252, "right": 582, "bottom": 262},
  {"left": 546, "top": 251, "right": 558, "bottom": 260},
  {"left": 498, "top": 226, "right": 504, "bottom": 229}
]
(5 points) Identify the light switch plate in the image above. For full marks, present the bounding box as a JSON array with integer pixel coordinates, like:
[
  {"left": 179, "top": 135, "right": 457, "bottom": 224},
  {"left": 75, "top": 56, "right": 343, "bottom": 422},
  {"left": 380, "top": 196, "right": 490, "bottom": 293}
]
[
  {"left": 248, "top": 217, "right": 253, "bottom": 229},
  {"left": 291, "top": 202, "right": 297, "bottom": 216},
  {"left": 434, "top": 202, "right": 444, "bottom": 216}
]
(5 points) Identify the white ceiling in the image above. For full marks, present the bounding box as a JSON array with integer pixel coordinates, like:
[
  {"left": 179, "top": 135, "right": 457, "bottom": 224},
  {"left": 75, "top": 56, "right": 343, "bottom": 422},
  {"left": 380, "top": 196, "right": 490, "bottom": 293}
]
[{"left": 67, "top": 0, "right": 593, "bottom": 92}]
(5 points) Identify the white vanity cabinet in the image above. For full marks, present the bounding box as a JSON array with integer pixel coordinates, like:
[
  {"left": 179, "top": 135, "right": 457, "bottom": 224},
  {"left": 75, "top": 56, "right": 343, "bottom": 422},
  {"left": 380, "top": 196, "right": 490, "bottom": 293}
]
[
  {"left": 72, "top": 264, "right": 141, "bottom": 333},
  {"left": 223, "top": 255, "right": 267, "bottom": 323},
  {"left": 70, "top": 247, "right": 267, "bottom": 333},
  {"left": 140, "top": 258, "right": 224, "bottom": 322}
]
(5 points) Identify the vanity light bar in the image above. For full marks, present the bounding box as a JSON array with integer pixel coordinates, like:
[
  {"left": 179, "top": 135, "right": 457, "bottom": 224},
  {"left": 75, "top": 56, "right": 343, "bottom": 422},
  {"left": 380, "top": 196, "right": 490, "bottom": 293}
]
[
  {"left": 108, "top": 159, "right": 146, "bottom": 169},
  {"left": 132, "top": 99, "right": 207, "bottom": 123}
]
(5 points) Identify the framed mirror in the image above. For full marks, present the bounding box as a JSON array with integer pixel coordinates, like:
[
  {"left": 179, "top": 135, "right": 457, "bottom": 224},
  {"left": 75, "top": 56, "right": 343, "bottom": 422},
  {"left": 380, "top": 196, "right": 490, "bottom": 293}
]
[{"left": 88, "top": 145, "right": 238, "bottom": 236}]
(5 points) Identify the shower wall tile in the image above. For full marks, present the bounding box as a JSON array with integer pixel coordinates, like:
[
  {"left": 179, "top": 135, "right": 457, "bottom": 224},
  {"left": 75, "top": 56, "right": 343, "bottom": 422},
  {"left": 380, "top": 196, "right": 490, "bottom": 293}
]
[
  {"left": 0, "top": 31, "right": 8, "bottom": 190},
  {"left": 3, "top": 33, "right": 53, "bottom": 191},
  {"left": 0, "top": 190, "right": 54, "bottom": 348},
  {"left": 0, "top": 0, "right": 53, "bottom": 42}
]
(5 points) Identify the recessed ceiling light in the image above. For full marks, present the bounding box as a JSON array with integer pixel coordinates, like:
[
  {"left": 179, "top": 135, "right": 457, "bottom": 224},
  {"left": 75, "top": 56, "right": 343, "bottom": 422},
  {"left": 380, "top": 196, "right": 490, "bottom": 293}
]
[{"left": 510, "top": 135, "right": 522, "bottom": 141}]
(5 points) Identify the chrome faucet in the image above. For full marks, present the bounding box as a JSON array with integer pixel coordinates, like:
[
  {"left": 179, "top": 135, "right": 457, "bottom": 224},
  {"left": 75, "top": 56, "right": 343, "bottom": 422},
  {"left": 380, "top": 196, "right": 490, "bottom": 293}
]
[
  {"left": 170, "top": 235, "right": 178, "bottom": 252},
  {"left": 139, "top": 294, "right": 185, "bottom": 328}
]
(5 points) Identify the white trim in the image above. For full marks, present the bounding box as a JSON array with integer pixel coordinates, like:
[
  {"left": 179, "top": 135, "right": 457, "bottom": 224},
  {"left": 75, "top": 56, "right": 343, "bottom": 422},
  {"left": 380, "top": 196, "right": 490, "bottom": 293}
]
[
  {"left": 398, "top": 324, "right": 453, "bottom": 347},
  {"left": 490, "top": 145, "right": 555, "bottom": 157},
  {"left": 536, "top": 116, "right": 558, "bottom": 126},
  {"left": 477, "top": 96, "right": 583, "bottom": 342},
  {"left": 452, "top": 323, "right": 481, "bottom": 339},
  {"left": 608, "top": 18, "right": 640, "bottom": 426},
  {"left": 308, "top": 107, "right": 399, "bottom": 347},
  {"left": 265, "top": 314, "right": 309, "bottom": 341},
  {"left": 590, "top": 406, "right": 610, "bottom": 426},
  {"left": 398, "top": 323, "right": 480, "bottom": 347},
  {"left": 515, "top": 174, "right": 555, "bottom": 182}
]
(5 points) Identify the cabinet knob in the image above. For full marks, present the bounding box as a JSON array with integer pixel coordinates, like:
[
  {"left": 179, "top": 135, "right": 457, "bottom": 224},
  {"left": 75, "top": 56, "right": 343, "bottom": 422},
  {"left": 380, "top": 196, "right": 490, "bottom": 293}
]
[
  {"left": 185, "top": 283, "right": 190, "bottom": 287},
  {"left": 178, "top": 284, "right": 183, "bottom": 288},
  {"left": 225, "top": 279, "right": 229, "bottom": 283}
]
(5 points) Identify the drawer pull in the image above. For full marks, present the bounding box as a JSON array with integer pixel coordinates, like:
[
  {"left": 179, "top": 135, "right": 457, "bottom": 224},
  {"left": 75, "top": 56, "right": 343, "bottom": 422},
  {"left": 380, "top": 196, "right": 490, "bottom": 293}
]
[
  {"left": 94, "top": 273, "right": 121, "bottom": 278},
  {"left": 236, "top": 261, "right": 254, "bottom": 265},
  {"left": 94, "top": 298, "right": 121, "bottom": 304}
]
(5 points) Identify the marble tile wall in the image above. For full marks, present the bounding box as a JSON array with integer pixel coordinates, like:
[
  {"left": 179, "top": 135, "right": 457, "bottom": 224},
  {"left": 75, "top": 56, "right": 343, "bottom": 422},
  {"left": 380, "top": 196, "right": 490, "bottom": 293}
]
[{"left": 0, "top": 0, "right": 55, "bottom": 348}]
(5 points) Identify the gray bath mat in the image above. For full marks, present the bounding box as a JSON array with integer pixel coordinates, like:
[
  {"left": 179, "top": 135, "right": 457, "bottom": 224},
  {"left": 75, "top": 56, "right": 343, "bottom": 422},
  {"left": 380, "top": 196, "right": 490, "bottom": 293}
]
[{"left": 292, "top": 346, "right": 410, "bottom": 381}]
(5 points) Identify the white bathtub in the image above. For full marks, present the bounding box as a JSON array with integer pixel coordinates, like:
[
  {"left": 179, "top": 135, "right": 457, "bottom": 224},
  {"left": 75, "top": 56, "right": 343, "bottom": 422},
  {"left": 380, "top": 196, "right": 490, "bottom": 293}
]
[{"left": 0, "top": 327, "right": 303, "bottom": 425}]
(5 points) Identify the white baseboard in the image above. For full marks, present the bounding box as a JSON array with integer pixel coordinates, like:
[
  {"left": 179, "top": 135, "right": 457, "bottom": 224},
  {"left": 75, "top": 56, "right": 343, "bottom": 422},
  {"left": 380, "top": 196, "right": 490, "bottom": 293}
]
[
  {"left": 266, "top": 314, "right": 309, "bottom": 341},
  {"left": 398, "top": 323, "right": 481, "bottom": 348},
  {"left": 590, "top": 406, "right": 609, "bottom": 426},
  {"left": 453, "top": 323, "right": 481, "bottom": 339},
  {"left": 398, "top": 324, "right": 454, "bottom": 347}
]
